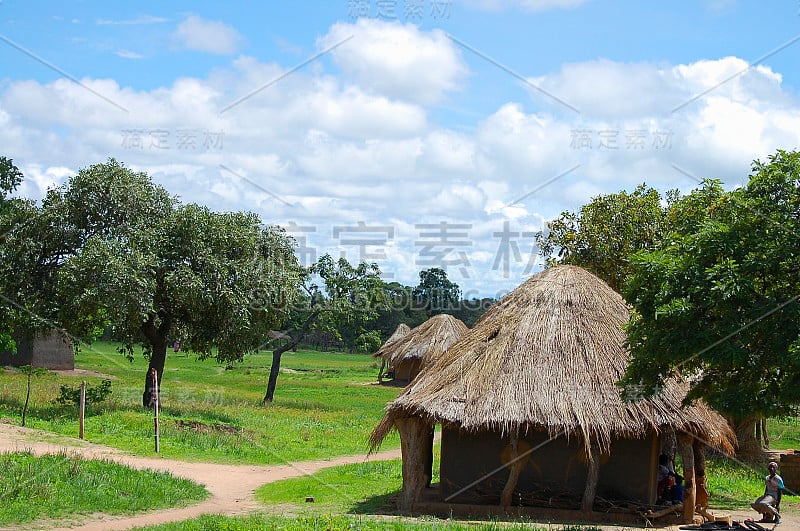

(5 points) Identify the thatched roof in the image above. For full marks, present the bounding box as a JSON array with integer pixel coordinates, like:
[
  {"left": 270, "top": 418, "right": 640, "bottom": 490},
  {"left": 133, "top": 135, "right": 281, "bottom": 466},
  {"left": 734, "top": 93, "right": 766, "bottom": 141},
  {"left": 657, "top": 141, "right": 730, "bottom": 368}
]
[
  {"left": 371, "top": 265, "right": 735, "bottom": 454},
  {"left": 373, "top": 324, "right": 412, "bottom": 357},
  {"left": 374, "top": 314, "right": 468, "bottom": 371}
]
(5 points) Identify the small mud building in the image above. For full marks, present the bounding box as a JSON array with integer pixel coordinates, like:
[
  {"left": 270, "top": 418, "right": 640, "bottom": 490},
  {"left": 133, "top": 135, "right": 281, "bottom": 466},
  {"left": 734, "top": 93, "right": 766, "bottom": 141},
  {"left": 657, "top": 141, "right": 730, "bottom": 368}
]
[{"left": 0, "top": 329, "right": 74, "bottom": 370}]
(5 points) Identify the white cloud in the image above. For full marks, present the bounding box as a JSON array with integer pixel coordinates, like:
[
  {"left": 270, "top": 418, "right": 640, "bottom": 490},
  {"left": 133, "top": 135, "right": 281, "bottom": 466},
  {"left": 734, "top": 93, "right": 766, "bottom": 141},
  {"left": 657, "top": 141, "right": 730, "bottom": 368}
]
[
  {"left": 527, "top": 56, "right": 790, "bottom": 119},
  {"left": 3, "top": 39, "right": 800, "bottom": 294},
  {"left": 115, "top": 50, "right": 144, "bottom": 60},
  {"left": 17, "top": 165, "right": 74, "bottom": 197},
  {"left": 171, "top": 15, "right": 243, "bottom": 55},
  {"left": 97, "top": 15, "right": 169, "bottom": 25},
  {"left": 318, "top": 19, "right": 468, "bottom": 104}
]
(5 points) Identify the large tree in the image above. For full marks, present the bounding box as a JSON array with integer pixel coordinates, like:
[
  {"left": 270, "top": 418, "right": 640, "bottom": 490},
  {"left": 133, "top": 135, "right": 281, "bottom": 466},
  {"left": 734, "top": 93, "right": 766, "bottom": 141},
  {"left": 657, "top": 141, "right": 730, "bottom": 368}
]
[
  {"left": 2, "top": 159, "right": 174, "bottom": 331},
  {"left": 4, "top": 159, "right": 302, "bottom": 406},
  {"left": 621, "top": 151, "right": 800, "bottom": 457},
  {"left": 262, "top": 254, "right": 385, "bottom": 402},
  {"left": 536, "top": 184, "right": 677, "bottom": 292},
  {"left": 61, "top": 203, "right": 301, "bottom": 406},
  {"left": 413, "top": 268, "right": 461, "bottom": 315}
]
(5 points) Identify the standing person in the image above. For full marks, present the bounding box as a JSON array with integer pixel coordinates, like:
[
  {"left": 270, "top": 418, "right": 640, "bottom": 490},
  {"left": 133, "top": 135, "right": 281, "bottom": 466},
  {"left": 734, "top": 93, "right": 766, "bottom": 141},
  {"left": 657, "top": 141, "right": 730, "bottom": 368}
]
[{"left": 751, "top": 461, "right": 783, "bottom": 524}]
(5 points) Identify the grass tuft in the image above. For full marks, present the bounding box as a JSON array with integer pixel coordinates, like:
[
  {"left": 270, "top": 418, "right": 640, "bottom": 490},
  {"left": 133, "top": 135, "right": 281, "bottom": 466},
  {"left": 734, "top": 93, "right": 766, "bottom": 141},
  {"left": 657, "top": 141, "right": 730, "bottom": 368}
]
[{"left": 0, "top": 451, "right": 207, "bottom": 526}]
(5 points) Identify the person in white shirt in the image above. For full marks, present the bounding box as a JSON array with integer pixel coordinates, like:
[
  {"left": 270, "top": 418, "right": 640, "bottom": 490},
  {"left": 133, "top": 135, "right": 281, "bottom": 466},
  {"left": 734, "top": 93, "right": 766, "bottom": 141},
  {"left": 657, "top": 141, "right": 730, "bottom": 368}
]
[{"left": 751, "top": 461, "right": 783, "bottom": 524}]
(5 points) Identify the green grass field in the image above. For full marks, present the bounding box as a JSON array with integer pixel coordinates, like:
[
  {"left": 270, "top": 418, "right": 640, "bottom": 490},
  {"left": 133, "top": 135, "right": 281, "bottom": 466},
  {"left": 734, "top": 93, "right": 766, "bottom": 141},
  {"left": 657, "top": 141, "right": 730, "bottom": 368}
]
[{"left": 0, "top": 342, "right": 401, "bottom": 464}]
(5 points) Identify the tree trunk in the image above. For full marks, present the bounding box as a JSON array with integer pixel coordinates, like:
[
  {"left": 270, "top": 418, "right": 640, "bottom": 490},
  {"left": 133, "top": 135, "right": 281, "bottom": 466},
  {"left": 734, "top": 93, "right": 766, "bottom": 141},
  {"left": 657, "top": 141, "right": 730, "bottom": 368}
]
[
  {"left": 660, "top": 428, "right": 677, "bottom": 467},
  {"left": 693, "top": 439, "right": 710, "bottom": 514},
  {"left": 423, "top": 424, "right": 434, "bottom": 488},
  {"left": 692, "top": 439, "right": 706, "bottom": 483},
  {"left": 500, "top": 431, "right": 522, "bottom": 508},
  {"left": 264, "top": 341, "right": 296, "bottom": 403},
  {"left": 142, "top": 337, "right": 167, "bottom": 408},
  {"left": 377, "top": 358, "right": 387, "bottom": 382},
  {"left": 761, "top": 417, "right": 770, "bottom": 450},
  {"left": 396, "top": 416, "right": 431, "bottom": 512},
  {"left": 263, "top": 310, "right": 319, "bottom": 403},
  {"left": 22, "top": 369, "right": 32, "bottom": 427},
  {"left": 731, "top": 415, "right": 764, "bottom": 461}
]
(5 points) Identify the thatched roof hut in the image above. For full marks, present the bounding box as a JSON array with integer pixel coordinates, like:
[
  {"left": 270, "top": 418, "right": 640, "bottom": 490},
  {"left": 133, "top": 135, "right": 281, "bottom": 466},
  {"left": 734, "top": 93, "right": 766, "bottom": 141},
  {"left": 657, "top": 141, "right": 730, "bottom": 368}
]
[
  {"left": 370, "top": 266, "right": 735, "bottom": 520},
  {"left": 375, "top": 323, "right": 412, "bottom": 381},
  {"left": 374, "top": 314, "right": 468, "bottom": 383}
]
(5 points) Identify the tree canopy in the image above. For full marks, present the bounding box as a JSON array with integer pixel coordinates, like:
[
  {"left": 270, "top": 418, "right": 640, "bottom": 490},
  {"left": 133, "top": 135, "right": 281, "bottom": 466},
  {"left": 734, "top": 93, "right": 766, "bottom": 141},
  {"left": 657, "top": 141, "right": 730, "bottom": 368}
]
[
  {"left": 413, "top": 267, "right": 461, "bottom": 315},
  {"left": 0, "top": 156, "right": 27, "bottom": 351},
  {"left": 536, "top": 184, "right": 677, "bottom": 292},
  {"left": 620, "top": 150, "right": 800, "bottom": 453},
  {"left": 262, "top": 253, "right": 385, "bottom": 402},
  {"left": 1, "top": 159, "right": 302, "bottom": 406}
]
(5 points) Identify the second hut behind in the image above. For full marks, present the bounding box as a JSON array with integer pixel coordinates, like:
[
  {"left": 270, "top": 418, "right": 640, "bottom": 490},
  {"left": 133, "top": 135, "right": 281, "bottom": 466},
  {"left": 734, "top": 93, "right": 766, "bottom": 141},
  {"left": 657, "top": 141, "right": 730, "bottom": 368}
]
[{"left": 375, "top": 314, "right": 468, "bottom": 384}]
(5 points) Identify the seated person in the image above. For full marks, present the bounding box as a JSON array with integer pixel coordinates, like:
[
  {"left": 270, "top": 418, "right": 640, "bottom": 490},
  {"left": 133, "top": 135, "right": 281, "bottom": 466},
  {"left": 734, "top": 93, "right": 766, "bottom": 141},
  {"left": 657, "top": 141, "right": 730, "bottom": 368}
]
[
  {"left": 751, "top": 461, "right": 783, "bottom": 524},
  {"left": 670, "top": 474, "right": 684, "bottom": 503},
  {"left": 656, "top": 454, "right": 675, "bottom": 503}
]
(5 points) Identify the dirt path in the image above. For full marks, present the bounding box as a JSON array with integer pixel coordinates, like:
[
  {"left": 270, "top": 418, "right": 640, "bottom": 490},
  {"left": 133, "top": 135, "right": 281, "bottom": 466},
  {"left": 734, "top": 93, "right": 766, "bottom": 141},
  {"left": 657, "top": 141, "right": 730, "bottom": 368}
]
[
  {"left": 0, "top": 423, "right": 401, "bottom": 530},
  {"left": 0, "top": 423, "right": 794, "bottom": 530}
]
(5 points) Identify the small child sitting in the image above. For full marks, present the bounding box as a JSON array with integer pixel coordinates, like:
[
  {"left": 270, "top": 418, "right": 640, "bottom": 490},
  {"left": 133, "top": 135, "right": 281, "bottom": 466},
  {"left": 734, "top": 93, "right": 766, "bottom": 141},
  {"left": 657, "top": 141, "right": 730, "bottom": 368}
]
[{"left": 670, "top": 474, "right": 685, "bottom": 504}]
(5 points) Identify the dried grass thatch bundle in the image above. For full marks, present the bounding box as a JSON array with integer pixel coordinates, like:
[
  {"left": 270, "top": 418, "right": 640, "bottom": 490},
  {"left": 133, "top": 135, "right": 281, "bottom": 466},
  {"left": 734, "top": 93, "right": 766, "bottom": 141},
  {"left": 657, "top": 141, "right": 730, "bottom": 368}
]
[
  {"left": 375, "top": 314, "right": 468, "bottom": 377},
  {"left": 371, "top": 265, "right": 734, "bottom": 454}
]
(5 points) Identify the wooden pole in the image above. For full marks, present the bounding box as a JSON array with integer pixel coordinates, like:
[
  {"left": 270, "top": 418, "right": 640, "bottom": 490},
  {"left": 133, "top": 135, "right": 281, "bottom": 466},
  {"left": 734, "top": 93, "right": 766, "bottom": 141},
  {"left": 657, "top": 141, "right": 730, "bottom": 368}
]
[
  {"left": 79, "top": 381, "right": 86, "bottom": 439},
  {"left": 581, "top": 443, "right": 600, "bottom": 513},
  {"left": 152, "top": 368, "right": 160, "bottom": 453},
  {"left": 678, "top": 433, "right": 696, "bottom": 524},
  {"left": 500, "top": 430, "right": 523, "bottom": 507},
  {"left": 693, "top": 439, "right": 711, "bottom": 521},
  {"left": 396, "top": 417, "right": 430, "bottom": 511}
]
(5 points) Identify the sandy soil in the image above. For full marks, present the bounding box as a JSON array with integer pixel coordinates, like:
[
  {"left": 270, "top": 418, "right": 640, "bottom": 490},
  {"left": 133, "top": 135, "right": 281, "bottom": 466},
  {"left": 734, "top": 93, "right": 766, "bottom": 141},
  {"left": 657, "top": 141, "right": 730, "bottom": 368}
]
[{"left": 0, "top": 423, "right": 793, "bottom": 530}]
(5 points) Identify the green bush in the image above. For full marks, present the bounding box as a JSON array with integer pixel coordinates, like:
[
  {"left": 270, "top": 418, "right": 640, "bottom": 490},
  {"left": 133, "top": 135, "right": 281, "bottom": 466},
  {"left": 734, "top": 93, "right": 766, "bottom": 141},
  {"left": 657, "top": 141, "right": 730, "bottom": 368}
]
[{"left": 56, "top": 379, "right": 112, "bottom": 407}]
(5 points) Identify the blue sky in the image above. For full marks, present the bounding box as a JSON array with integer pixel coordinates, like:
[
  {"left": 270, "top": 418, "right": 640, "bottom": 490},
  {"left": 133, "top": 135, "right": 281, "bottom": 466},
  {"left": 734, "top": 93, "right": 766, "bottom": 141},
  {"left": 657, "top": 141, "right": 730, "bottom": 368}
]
[{"left": 2, "top": 1, "right": 800, "bottom": 297}]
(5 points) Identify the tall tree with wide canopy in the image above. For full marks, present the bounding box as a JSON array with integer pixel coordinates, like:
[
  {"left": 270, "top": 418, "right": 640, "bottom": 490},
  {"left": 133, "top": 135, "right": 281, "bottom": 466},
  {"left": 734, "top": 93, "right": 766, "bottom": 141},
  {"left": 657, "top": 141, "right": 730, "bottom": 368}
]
[
  {"left": 5, "top": 159, "right": 302, "bottom": 406},
  {"left": 59, "top": 202, "right": 301, "bottom": 406},
  {"left": 0, "top": 156, "right": 27, "bottom": 351},
  {"left": 621, "top": 151, "right": 800, "bottom": 457},
  {"left": 536, "top": 184, "right": 677, "bottom": 292},
  {"left": 1, "top": 159, "right": 174, "bottom": 346}
]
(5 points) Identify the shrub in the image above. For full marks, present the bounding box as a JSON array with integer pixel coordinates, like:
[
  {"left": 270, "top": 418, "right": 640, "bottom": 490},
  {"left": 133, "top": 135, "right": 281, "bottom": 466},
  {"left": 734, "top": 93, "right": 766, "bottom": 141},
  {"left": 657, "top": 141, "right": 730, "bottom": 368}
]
[{"left": 56, "top": 379, "right": 112, "bottom": 407}]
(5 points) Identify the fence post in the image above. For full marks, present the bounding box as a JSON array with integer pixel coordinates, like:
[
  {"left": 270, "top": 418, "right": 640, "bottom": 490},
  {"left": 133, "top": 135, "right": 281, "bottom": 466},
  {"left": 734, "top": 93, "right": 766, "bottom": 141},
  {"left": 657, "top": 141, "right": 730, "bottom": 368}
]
[
  {"left": 79, "top": 381, "right": 86, "bottom": 439},
  {"left": 152, "top": 368, "right": 160, "bottom": 453}
]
